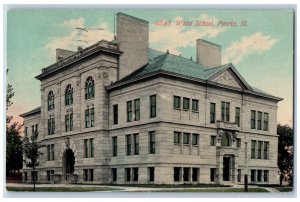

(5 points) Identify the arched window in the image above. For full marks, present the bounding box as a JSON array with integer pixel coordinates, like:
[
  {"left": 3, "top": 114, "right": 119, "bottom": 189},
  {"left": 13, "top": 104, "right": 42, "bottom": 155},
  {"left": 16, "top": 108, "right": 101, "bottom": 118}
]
[
  {"left": 85, "top": 76, "right": 95, "bottom": 100},
  {"left": 48, "top": 91, "right": 55, "bottom": 111},
  {"left": 221, "top": 133, "right": 231, "bottom": 147},
  {"left": 65, "top": 84, "right": 73, "bottom": 106}
]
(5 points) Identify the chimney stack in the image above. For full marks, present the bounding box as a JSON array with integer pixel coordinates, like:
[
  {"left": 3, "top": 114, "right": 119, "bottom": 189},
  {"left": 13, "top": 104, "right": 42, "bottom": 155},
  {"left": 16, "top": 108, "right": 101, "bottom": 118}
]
[
  {"left": 196, "top": 39, "right": 221, "bottom": 68},
  {"left": 116, "top": 12, "right": 149, "bottom": 80}
]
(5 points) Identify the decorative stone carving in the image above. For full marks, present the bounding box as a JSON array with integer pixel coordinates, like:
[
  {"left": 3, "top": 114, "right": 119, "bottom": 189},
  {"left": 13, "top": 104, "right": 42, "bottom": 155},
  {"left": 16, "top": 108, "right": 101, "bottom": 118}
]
[{"left": 212, "top": 71, "right": 241, "bottom": 89}]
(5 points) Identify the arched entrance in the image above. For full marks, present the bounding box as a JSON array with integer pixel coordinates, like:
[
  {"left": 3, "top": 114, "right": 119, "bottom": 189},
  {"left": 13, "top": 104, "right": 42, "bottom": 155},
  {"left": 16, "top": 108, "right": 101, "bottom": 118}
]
[{"left": 62, "top": 149, "right": 75, "bottom": 180}]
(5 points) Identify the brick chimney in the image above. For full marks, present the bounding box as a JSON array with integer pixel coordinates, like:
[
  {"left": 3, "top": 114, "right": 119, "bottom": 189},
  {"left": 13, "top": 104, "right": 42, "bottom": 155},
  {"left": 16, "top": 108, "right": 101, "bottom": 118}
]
[
  {"left": 196, "top": 39, "right": 221, "bottom": 68},
  {"left": 116, "top": 12, "right": 149, "bottom": 80}
]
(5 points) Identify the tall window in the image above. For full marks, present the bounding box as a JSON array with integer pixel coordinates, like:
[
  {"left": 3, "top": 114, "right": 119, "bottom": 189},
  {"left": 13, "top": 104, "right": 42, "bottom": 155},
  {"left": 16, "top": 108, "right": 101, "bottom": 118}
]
[
  {"left": 210, "top": 168, "right": 216, "bottom": 182},
  {"left": 125, "top": 168, "right": 131, "bottom": 182},
  {"left": 112, "top": 136, "right": 118, "bottom": 156},
  {"left": 258, "top": 141, "right": 263, "bottom": 159},
  {"left": 32, "top": 125, "right": 34, "bottom": 135},
  {"left": 148, "top": 167, "right": 155, "bottom": 182},
  {"left": 85, "top": 108, "right": 94, "bottom": 128},
  {"left": 127, "top": 101, "right": 132, "bottom": 122},
  {"left": 133, "top": 134, "right": 139, "bottom": 155},
  {"left": 235, "top": 107, "right": 240, "bottom": 127},
  {"left": 210, "top": 136, "right": 216, "bottom": 146},
  {"left": 111, "top": 168, "right": 117, "bottom": 182},
  {"left": 263, "top": 141, "right": 269, "bottom": 159},
  {"left": 35, "top": 124, "right": 38, "bottom": 134},
  {"left": 113, "top": 104, "right": 118, "bottom": 124},
  {"left": 150, "top": 95, "right": 156, "bottom": 118},
  {"left": 85, "top": 76, "right": 95, "bottom": 100},
  {"left": 83, "top": 169, "right": 94, "bottom": 181},
  {"left": 173, "top": 96, "right": 181, "bottom": 109},
  {"left": 90, "top": 138, "right": 94, "bottom": 158},
  {"left": 65, "top": 84, "right": 73, "bottom": 106},
  {"left": 47, "top": 91, "right": 55, "bottom": 111},
  {"left": 257, "top": 111, "right": 262, "bottom": 130},
  {"left": 84, "top": 139, "right": 89, "bottom": 158},
  {"left": 174, "top": 132, "right": 181, "bottom": 144},
  {"left": 183, "top": 167, "right": 190, "bottom": 181},
  {"left": 192, "top": 168, "right": 199, "bottom": 182},
  {"left": 132, "top": 168, "right": 139, "bottom": 182},
  {"left": 221, "top": 133, "right": 230, "bottom": 147},
  {"left": 134, "top": 99, "right": 140, "bottom": 121},
  {"left": 25, "top": 127, "right": 28, "bottom": 135},
  {"left": 183, "top": 97, "right": 190, "bottom": 110},
  {"left": 263, "top": 170, "right": 269, "bottom": 182},
  {"left": 263, "top": 113, "right": 269, "bottom": 131},
  {"left": 126, "top": 134, "right": 131, "bottom": 156},
  {"left": 149, "top": 131, "right": 156, "bottom": 154},
  {"left": 65, "top": 113, "right": 73, "bottom": 132},
  {"left": 251, "top": 170, "right": 256, "bottom": 182},
  {"left": 174, "top": 167, "right": 181, "bottom": 182},
  {"left": 84, "top": 138, "right": 94, "bottom": 158},
  {"left": 210, "top": 103, "right": 216, "bottom": 123},
  {"left": 183, "top": 133, "right": 190, "bottom": 145},
  {"left": 192, "top": 99, "right": 199, "bottom": 112},
  {"left": 221, "top": 101, "right": 230, "bottom": 122},
  {"left": 251, "top": 110, "right": 256, "bottom": 129},
  {"left": 192, "top": 134, "right": 199, "bottom": 146},
  {"left": 47, "top": 144, "right": 55, "bottom": 161},
  {"left": 48, "top": 117, "right": 55, "bottom": 135},
  {"left": 251, "top": 140, "right": 256, "bottom": 159}
]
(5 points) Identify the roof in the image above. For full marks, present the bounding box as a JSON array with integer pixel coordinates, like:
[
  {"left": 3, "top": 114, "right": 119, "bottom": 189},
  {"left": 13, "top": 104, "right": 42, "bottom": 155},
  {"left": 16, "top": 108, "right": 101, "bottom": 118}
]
[
  {"left": 20, "top": 106, "right": 41, "bottom": 117},
  {"left": 110, "top": 48, "right": 283, "bottom": 101}
]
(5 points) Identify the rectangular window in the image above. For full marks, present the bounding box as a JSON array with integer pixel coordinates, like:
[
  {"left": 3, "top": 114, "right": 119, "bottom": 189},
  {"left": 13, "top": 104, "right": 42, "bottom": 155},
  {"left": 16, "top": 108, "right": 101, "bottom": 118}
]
[
  {"left": 134, "top": 99, "right": 140, "bottom": 121},
  {"left": 127, "top": 101, "right": 132, "bottom": 122},
  {"left": 251, "top": 140, "right": 256, "bottom": 159},
  {"left": 90, "top": 138, "right": 94, "bottom": 158},
  {"left": 183, "top": 133, "right": 190, "bottom": 145},
  {"left": 251, "top": 170, "right": 256, "bottom": 182},
  {"left": 210, "top": 136, "right": 216, "bottom": 146},
  {"left": 112, "top": 136, "right": 118, "bottom": 156},
  {"left": 133, "top": 134, "right": 139, "bottom": 155},
  {"left": 32, "top": 125, "right": 34, "bottom": 135},
  {"left": 263, "top": 141, "right": 269, "bottom": 159},
  {"left": 84, "top": 139, "right": 89, "bottom": 158},
  {"left": 85, "top": 109, "right": 89, "bottom": 128},
  {"left": 51, "top": 144, "right": 54, "bottom": 160},
  {"left": 263, "top": 170, "right": 269, "bottom": 182},
  {"left": 125, "top": 168, "right": 131, "bottom": 182},
  {"left": 65, "top": 114, "right": 70, "bottom": 132},
  {"left": 221, "top": 101, "right": 230, "bottom": 122},
  {"left": 258, "top": 141, "right": 263, "bottom": 159},
  {"left": 126, "top": 134, "right": 131, "bottom": 156},
  {"left": 263, "top": 113, "right": 269, "bottom": 131},
  {"left": 238, "top": 169, "right": 241, "bottom": 182},
  {"left": 48, "top": 118, "right": 55, "bottom": 135},
  {"left": 251, "top": 110, "right": 256, "bottom": 129},
  {"left": 235, "top": 107, "right": 240, "bottom": 127},
  {"left": 257, "top": 170, "right": 262, "bottom": 182},
  {"left": 173, "top": 96, "right": 181, "bottom": 109},
  {"left": 25, "top": 127, "right": 28, "bottom": 135},
  {"left": 192, "top": 168, "right": 199, "bottom": 182},
  {"left": 89, "top": 169, "right": 94, "bottom": 181},
  {"left": 192, "top": 134, "right": 199, "bottom": 146},
  {"left": 111, "top": 168, "right": 117, "bottom": 182},
  {"left": 174, "top": 132, "right": 181, "bottom": 144},
  {"left": 132, "top": 167, "right": 139, "bottom": 182},
  {"left": 148, "top": 167, "right": 155, "bottom": 182},
  {"left": 174, "top": 167, "right": 181, "bottom": 182},
  {"left": 113, "top": 104, "right": 118, "bottom": 124},
  {"left": 47, "top": 145, "right": 50, "bottom": 161},
  {"left": 183, "top": 97, "right": 190, "bottom": 110},
  {"left": 257, "top": 111, "right": 262, "bottom": 130},
  {"left": 150, "top": 95, "right": 156, "bottom": 118},
  {"left": 210, "top": 168, "right": 216, "bottom": 182},
  {"left": 237, "top": 138, "right": 241, "bottom": 148},
  {"left": 183, "top": 167, "right": 190, "bottom": 182},
  {"left": 90, "top": 108, "right": 94, "bottom": 127},
  {"left": 192, "top": 99, "right": 199, "bottom": 112},
  {"left": 149, "top": 131, "right": 156, "bottom": 154},
  {"left": 35, "top": 124, "right": 38, "bottom": 134},
  {"left": 70, "top": 114, "right": 73, "bottom": 131},
  {"left": 210, "top": 103, "right": 216, "bottom": 123}
]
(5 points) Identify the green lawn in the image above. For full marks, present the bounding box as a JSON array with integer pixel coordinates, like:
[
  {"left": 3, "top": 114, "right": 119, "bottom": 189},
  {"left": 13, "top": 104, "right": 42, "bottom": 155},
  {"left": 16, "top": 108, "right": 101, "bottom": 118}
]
[
  {"left": 149, "top": 188, "right": 269, "bottom": 192},
  {"left": 6, "top": 186, "right": 123, "bottom": 192},
  {"left": 85, "top": 183, "right": 232, "bottom": 188},
  {"left": 274, "top": 187, "right": 293, "bottom": 192}
]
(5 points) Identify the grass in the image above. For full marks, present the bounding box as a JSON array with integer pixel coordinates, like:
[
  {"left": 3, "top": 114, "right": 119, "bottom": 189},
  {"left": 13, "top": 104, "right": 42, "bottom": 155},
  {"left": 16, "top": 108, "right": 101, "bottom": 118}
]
[
  {"left": 77, "top": 183, "right": 232, "bottom": 188},
  {"left": 148, "top": 188, "right": 269, "bottom": 192},
  {"left": 6, "top": 186, "right": 123, "bottom": 192},
  {"left": 274, "top": 187, "right": 293, "bottom": 192}
]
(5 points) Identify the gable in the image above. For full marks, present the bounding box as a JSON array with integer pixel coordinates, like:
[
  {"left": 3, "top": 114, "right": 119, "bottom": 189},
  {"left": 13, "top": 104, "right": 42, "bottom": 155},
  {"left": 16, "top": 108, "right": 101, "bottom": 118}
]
[{"left": 211, "top": 70, "right": 243, "bottom": 89}]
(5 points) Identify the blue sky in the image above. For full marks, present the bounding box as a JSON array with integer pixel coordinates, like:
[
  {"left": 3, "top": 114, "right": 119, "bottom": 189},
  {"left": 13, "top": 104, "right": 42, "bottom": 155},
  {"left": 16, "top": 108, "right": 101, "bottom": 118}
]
[{"left": 7, "top": 9, "right": 294, "bottom": 126}]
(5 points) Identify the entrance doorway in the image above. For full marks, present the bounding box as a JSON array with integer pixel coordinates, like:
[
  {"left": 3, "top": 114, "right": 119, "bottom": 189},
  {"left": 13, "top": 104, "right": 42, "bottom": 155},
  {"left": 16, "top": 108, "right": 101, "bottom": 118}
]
[
  {"left": 63, "top": 149, "right": 75, "bottom": 180},
  {"left": 223, "top": 156, "right": 230, "bottom": 181}
]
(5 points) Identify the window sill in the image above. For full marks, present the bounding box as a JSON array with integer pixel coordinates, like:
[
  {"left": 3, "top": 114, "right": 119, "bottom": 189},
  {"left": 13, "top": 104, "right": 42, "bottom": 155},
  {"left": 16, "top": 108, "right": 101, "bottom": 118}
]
[
  {"left": 192, "top": 110, "right": 199, "bottom": 113},
  {"left": 182, "top": 109, "right": 189, "bottom": 111},
  {"left": 173, "top": 107, "right": 181, "bottom": 110}
]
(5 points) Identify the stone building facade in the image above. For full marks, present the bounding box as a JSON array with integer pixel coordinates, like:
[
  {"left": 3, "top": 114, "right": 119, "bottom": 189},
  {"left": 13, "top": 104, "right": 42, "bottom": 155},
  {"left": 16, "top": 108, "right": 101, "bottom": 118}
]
[{"left": 20, "top": 12, "right": 282, "bottom": 185}]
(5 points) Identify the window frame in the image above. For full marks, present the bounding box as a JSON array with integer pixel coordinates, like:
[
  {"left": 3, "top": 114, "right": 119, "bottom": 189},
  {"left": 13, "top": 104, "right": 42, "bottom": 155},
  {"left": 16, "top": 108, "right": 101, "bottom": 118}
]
[
  {"left": 134, "top": 99, "right": 140, "bottom": 121},
  {"left": 210, "top": 103, "right": 216, "bottom": 123},
  {"left": 149, "top": 131, "right": 156, "bottom": 154},
  {"left": 183, "top": 97, "right": 190, "bottom": 110},
  {"left": 65, "top": 84, "right": 73, "bottom": 106},
  {"left": 235, "top": 107, "right": 240, "bottom": 127},
  {"left": 113, "top": 104, "right": 118, "bottom": 125},
  {"left": 127, "top": 101, "right": 132, "bottom": 122},
  {"left": 85, "top": 76, "right": 95, "bottom": 100},
  {"left": 150, "top": 95, "right": 156, "bottom": 118},
  {"left": 112, "top": 136, "right": 118, "bottom": 157},
  {"left": 251, "top": 110, "right": 256, "bottom": 129},
  {"left": 173, "top": 96, "right": 181, "bottom": 109}
]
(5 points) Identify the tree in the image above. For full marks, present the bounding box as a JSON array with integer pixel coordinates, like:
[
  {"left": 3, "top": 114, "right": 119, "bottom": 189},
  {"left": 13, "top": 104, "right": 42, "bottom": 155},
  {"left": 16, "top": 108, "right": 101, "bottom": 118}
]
[
  {"left": 6, "top": 122, "right": 23, "bottom": 173},
  {"left": 22, "top": 131, "right": 44, "bottom": 191},
  {"left": 277, "top": 124, "right": 293, "bottom": 186}
]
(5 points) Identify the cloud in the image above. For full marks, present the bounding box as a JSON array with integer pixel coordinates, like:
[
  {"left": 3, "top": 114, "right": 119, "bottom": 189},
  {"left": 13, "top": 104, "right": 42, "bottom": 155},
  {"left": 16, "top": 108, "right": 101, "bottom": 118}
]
[
  {"left": 222, "top": 32, "right": 278, "bottom": 64},
  {"left": 149, "top": 14, "right": 226, "bottom": 54},
  {"left": 44, "top": 17, "right": 114, "bottom": 59}
]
